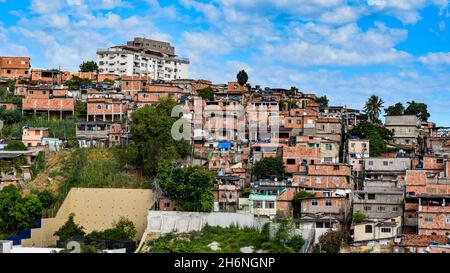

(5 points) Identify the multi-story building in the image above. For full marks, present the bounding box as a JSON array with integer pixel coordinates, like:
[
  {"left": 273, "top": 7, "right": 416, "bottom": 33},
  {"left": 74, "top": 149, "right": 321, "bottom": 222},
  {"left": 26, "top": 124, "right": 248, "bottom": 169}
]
[
  {"left": 0, "top": 57, "right": 31, "bottom": 80},
  {"left": 76, "top": 122, "right": 123, "bottom": 148},
  {"left": 22, "top": 87, "right": 75, "bottom": 120},
  {"left": 97, "top": 37, "right": 189, "bottom": 81},
  {"left": 385, "top": 115, "right": 420, "bottom": 147},
  {"left": 405, "top": 166, "right": 450, "bottom": 236}
]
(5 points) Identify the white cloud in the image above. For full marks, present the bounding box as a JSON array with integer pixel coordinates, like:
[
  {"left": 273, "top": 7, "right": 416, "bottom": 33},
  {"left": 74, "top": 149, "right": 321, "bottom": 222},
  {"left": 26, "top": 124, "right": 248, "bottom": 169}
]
[{"left": 419, "top": 52, "right": 450, "bottom": 65}]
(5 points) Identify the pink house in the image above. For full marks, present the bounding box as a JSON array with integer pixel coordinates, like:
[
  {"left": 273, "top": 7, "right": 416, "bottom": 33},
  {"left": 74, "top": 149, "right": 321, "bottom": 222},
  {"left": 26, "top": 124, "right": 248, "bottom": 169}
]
[{"left": 22, "top": 127, "right": 49, "bottom": 147}]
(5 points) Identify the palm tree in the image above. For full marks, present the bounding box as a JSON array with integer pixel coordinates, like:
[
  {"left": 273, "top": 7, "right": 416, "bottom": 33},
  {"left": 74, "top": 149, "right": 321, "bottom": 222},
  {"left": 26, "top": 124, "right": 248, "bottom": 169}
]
[{"left": 364, "top": 95, "right": 384, "bottom": 124}]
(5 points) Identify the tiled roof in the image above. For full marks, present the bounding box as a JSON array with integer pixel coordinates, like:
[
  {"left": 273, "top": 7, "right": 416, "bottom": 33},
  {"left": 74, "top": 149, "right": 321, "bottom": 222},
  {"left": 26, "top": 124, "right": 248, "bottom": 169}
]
[{"left": 401, "top": 234, "right": 448, "bottom": 247}]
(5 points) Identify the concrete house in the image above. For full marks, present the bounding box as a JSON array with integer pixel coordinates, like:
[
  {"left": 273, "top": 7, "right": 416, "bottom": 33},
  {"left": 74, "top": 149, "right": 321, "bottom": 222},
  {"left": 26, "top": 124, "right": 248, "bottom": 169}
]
[{"left": 385, "top": 115, "right": 420, "bottom": 147}]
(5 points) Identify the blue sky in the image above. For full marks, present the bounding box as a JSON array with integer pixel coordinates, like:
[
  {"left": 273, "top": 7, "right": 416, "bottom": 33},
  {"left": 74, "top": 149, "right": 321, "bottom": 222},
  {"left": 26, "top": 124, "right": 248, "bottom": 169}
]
[{"left": 0, "top": 0, "right": 449, "bottom": 126}]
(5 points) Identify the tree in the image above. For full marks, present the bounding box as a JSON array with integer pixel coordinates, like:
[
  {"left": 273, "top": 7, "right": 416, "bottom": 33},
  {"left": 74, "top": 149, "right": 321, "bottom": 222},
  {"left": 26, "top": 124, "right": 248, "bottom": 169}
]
[
  {"left": 253, "top": 157, "right": 285, "bottom": 180},
  {"left": 315, "top": 96, "right": 329, "bottom": 107},
  {"left": 79, "top": 61, "right": 98, "bottom": 72},
  {"left": 156, "top": 162, "right": 215, "bottom": 212},
  {"left": 74, "top": 101, "right": 87, "bottom": 119},
  {"left": 237, "top": 70, "right": 248, "bottom": 86},
  {"left": 127, "top": 97, "right": 190, "bottom": 176},
  {"left": 197, "top": 86, "right": 214, "bottom": 100},
  {"left": 352, "top": 211, "right": 368, "bottom": 224},
  {"left": 66, "top": 76, "right": 93, "bottom": 89},
  {"left": 54, "top": 213, "right": 86, "bottom": 242},
  {"left": 364, "top": 95, "right": 384, "bottom": 124},
  {"left": 35, "top": 190, "right": 55, "bottom": 209},
  {"left": 5, "top": 140, "right": 27, "bottom": 151},
  {"left": 348, "top": 121, "right": 393, "bottom": 157},
  {"left": 87, "top": 217, "right": 137, "bottom": 241},
  {"left": 0, "top": 186, "right": 43, "bottom": 232},
  {"left": 317, "top": 230, "right": 345, "bottom": 253},
  {"left": 385, "top": 103, "right": 405, "bottom": 116},
  {"left": 288, "top": 87, "right": 299, "bottom": 96},
  {"left": 405, "top": 101, "right": 430, "bottom": 122}
]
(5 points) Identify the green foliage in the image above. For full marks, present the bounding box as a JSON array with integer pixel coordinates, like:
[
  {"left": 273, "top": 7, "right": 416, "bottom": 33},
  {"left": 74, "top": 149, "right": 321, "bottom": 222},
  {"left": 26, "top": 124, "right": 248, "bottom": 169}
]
[
  {"left": 5, "top": 140, "right": 27, "bottom": 151},
  {"left": 288, "top": 86, "right": 299, "bottom": 96},
  {"left": 317, "top": 230, "right": 345, "bottom": 253},
  {"left": 2, "top": 116, "right": 76, "bottom": 139},
  {"left": 315, "top": 95, "right": 329, "bottom": 107},
  {"left": 79, "top": 61, "right": 98, "bottom": 72},
  {"left": 54, "top": 213, "right": 85, "bottom": 242},
  {"left": 66, "top": 76, "right": 93, "bottom": 89},
  {"left": 146, "top": 221, "right": 304, "bottom": 253},
  {"left": 253, "top": 157, "right": 285, "bottom": 180},
  {"left": 294, "top": 191, "right": 316, "bottom": 202},
  {"left": 0, "top": 108, "right": 23, "bottom": 125},
  {"left": 237, "top": 70, "right": 249, "bottom": 86},
  {"left": 0, "top": 186, "right": 43, "bottom": 232},
  {"left": 348, "top": 121, "right": 393, "bottom": 157},
  {"left": 352, "top": 211, "right": 368, "bottom": 224},
  {"left": 86, "top": 218, "right": 137, "bottom": 241},
  {"left": 197, "top": 86, "right": 215, "bottom": 100},
  {"left": 405, "top": 101, "right": 430, "bottom": 122},
  {"left": 385, "top": 102, "right": 405, "bottom": 116},
  {"left": 156, "top": 162, "right": 215, "bottom": 212},
  {"left": 103, "top": 78, "right": 115, "bottom": 84},
  {"left": 126, "top": 97, "right": 191, "bottom": 176},
  {"left": 74, "top": 101, "right": 87, "bottom": 119},
  {"left": 34, "top": 190, "right": 55, "bottom": 209},
  {"left": 364, "top": 95, "right": 384, "bottom": 124}
]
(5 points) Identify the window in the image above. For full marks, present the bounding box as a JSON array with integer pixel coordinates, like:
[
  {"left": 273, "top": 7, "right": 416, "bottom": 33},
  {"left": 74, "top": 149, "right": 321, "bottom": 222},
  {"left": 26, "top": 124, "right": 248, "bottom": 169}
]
[
  {"left": 312, "top": 200, "right": 318, "bottom": 206},
  {"left": 315, "top": 177, "right": 322, "bottom": 184},
  {"left": 381, "top": 228, "right": 391, "bottom": 233},
  {"left": 325, "top": 144, "right": 332, "bottom": 151},
  {"left": 254, "top": 201, "right": 263, "bottom": 209},
  {"left": 383, "top": 161, "right": 388, "bottom": 166},
  {"left": 333, "top": 165, "right": 339, "bottom": 171},
  {"left": 365, "top": 225, "right": 373, "bottom": 233},
  {"left": 266, "top": 201, "right": 275, "bottom": 209},
  {"left": 364, "top": 206, "right": 371, "bottom": 211},
  {"left": 324, "top": 157, "right": 333, "bottom": 163},
  {"left": 445, "top": 217, "right": 450, "bottom": 224},
  {"left": 424, "top": 217, "right": 433, "bottom": 222},
  {"left": 97, "top": 105, "right": 102, "bottom": 110},
  {"left": 164, "top": 202, "right": 171, "bottom": 208},
  {"left": 369, "top": 161, "right": 373, "bottom": 166},
  {"left": 287, "top": 159, "right": 296, "bottom": 165},
  {"left": 368, "top": 194, "right": 376, "bottom": 200},
  {"left": 437, "top": 159, "right": 444, "bottom": 164},
  {"left": 392, "top": 207, "right": 399, "bottom": 212},
  {"left": 377, "top": 206, "right": 386, "bottom": 212},
  {"left": 6, "top": 69, "right": 11, "bottom": 74},
  {"left": 325, "top": 200, "right": 332, "bottom": 206}
]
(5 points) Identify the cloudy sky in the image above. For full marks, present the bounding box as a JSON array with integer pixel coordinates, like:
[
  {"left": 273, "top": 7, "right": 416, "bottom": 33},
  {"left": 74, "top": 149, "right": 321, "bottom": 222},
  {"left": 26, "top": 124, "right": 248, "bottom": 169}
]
[{"left": 0, "top": 0, "right": 449, "bottom": 125}]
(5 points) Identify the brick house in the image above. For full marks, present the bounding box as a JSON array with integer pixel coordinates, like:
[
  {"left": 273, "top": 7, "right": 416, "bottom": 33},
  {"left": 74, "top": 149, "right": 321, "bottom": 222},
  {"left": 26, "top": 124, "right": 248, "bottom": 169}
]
[
  {"left": 22, "top": 127, "right": 49, "bottom": 147},
  {"left": 283, "top": 145, "right": 320, "bottom": 174},
  {"left": 22, "top": 87, "right": 75, "bottom": 120},
  {"left": 87, "top": 97, "right": 129, "bottom": 122},
  {"left": 0, "top": 57, "right": 31, "bottom": 80},
  {"left": 76, "top": 122, "right": 123, "bottom": 148},
  {"left": 293, "top": 164, "right": 353, "bottom": 190}
]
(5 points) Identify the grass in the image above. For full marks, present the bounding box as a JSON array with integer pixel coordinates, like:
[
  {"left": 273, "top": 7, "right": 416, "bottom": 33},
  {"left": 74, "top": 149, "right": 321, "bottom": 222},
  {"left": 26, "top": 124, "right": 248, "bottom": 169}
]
[
  {"left": 25, "top": 148, "right": 150, "bottom": 218},
  {"left": 145, "top": 224, "right": 304, "bottom": 253}
]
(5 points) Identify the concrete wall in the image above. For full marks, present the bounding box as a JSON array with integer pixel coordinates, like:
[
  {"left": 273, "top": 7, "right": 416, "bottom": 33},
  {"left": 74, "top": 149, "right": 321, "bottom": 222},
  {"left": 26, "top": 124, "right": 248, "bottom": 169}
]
[
  {"left": 146, "top": 211, "right": 269, "bottom": 234},
  {"left": 364, "top": 158, "right": 411, "bottom": 171},
  {"left": 22, "top": 188, "right": 155, "bottom": 247}
]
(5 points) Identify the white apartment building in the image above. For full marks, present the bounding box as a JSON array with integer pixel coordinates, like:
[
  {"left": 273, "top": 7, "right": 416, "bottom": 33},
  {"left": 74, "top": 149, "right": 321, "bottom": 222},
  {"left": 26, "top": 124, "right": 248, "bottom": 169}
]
[{"left": 97, "top": 38, "right": 189, "bottom": 81}]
